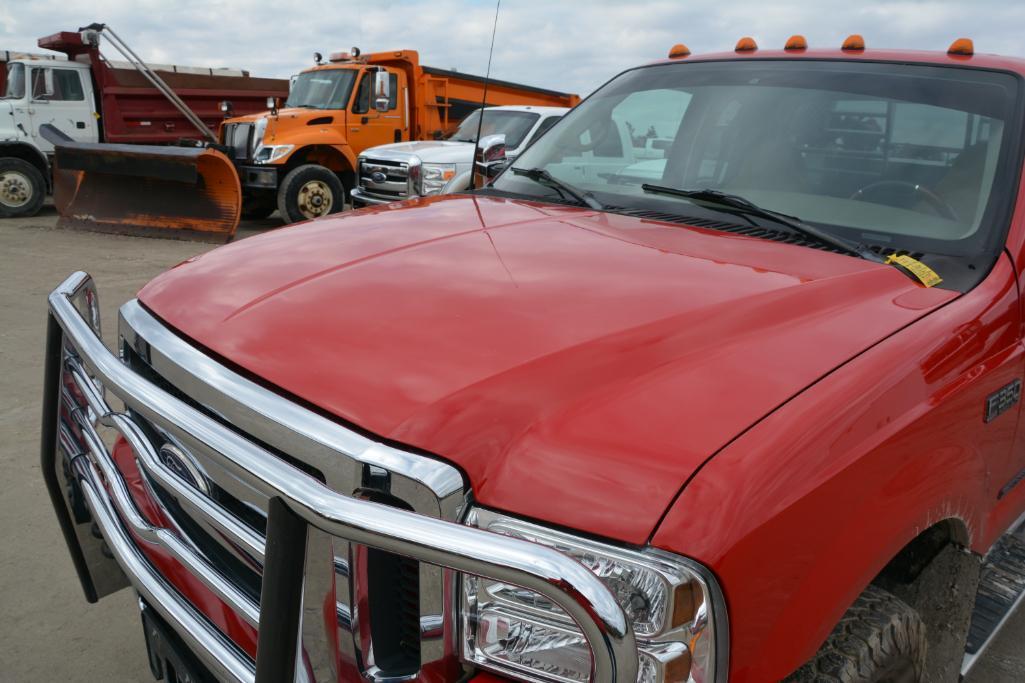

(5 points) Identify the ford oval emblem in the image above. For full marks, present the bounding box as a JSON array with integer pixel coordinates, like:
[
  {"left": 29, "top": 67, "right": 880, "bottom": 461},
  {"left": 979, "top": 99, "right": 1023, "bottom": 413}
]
[
  {"left": 370, "top": 171, "right": 387, "bottom": 183},
  {"left": 159, "top": 443, "right": 210, "bottom": 495}
]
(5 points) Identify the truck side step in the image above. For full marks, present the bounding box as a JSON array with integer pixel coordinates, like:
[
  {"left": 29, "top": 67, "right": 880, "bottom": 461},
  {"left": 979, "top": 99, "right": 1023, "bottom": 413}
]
[{"left": 961, "top": 523, "right": 1025, "bottom": 675}]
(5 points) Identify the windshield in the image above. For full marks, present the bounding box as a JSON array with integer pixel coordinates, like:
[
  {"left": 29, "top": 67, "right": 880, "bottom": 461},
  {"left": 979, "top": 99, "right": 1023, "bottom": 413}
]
[
  {"left": 2, "top": 63, "right": 25, "bottom": 99},
  {"left": 450, "top": 110, "right": 541, "bottom": 149},
  {"left": 492, "top": 60, "right": 1022, "bottom": 265},
  {"left": 285, "top": 69, "right": 357, "bottom": 110}
]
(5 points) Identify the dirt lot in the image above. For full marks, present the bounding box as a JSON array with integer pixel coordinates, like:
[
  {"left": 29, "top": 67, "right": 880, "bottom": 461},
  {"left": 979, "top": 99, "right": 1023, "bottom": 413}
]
[{"left": 0, "top": 207, "right": 1023, "bottom": 681}]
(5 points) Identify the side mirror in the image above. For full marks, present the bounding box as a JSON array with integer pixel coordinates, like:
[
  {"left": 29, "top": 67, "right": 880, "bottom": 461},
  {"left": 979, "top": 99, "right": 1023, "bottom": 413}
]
[
  {"left": 473, "top": 133, "right": 507, "bottom": 188},
  {"left": 373, "top": 70, "right": 391, "bottom": 111},
  {"left": 267, "top": 96, "right": 279, "bottom": 116},
  {"left": 37, "top": 69, "right": 55, "bottom": 99}
]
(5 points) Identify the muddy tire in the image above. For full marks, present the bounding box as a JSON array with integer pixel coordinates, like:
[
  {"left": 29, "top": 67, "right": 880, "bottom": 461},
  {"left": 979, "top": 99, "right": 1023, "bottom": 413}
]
[
  {"left": 276, "top": 164, "right": 345, "bottom": 224},
  {"left": 785, "top": 585, "right": 926, "bottom": 683},
  {"left": 0, "top": 157, "right": 46, "bottom": 218}
]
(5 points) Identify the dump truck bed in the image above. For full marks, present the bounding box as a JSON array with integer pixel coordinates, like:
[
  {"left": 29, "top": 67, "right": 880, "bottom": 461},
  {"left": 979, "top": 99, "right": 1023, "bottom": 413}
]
[{"left": 37, "top": 31, "right": 289, "bottom": 144}]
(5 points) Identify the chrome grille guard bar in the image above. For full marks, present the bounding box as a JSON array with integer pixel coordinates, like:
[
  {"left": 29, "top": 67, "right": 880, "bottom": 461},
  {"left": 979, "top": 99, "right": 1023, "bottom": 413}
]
[{"left": 42, "top": 271, "right": 638, "bottom": 683}]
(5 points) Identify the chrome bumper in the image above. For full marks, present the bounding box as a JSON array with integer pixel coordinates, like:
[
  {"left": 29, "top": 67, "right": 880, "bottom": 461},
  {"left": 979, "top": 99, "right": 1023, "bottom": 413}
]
[
  {"left": 42, "top": 272, "right": 637, "bottom": 683},
  {"left": 350, "top": 186, "right": 406, "bottom": 206}
]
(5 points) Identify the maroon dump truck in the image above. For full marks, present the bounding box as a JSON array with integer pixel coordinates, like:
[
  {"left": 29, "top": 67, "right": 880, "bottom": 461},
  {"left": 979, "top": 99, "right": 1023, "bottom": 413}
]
[{"left": 0, "top": 24, "right": 288, "bottom": 218}]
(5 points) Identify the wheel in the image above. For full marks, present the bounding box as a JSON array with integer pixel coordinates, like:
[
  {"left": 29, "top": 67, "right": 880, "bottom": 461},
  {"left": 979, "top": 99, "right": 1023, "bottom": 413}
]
[
  {"left": 276, "top": 164, "right": 346, "bottom": 224},
  {"left": 0, "top": 157, "right": 46, "bottom": 218},
  {"left": 785, "top": 585, "right": 926, "bottom": 683},
  {"left": 240, "top": 196, "right": 276, "bottom": 220}
]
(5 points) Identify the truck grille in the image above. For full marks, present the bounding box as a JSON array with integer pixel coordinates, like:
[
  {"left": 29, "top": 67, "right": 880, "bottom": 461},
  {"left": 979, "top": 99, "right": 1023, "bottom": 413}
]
[
  {"left": 223, "top": 123, "right": 253, "bottom": 161},
  {"left": 358, "top": 157, "right": 412, "bottom": 201}
]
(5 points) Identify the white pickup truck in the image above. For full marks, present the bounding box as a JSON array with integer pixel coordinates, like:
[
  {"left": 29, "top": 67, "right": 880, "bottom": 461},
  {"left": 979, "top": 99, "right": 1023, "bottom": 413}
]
[{"left": 351, "top": 105, "right": 567, "bottom": 206}]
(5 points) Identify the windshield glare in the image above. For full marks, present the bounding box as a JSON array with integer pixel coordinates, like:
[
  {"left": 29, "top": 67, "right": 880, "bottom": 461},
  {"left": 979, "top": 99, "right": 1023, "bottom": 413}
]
[
  {"left": 2, "top": 63, "right": 25, "bottom": 99},
  {"left": 494, "top": 60, "right": 1021, "bottom": 260},
  {"left": 285, "top": 69, "right": 356, "bottom": 110},
  {"left": 450, "top": 110, "right": 540, "bottom": 148}
]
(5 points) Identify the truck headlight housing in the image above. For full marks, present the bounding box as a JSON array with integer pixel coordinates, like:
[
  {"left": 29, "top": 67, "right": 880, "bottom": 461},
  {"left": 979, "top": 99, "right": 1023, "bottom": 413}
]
[
  {"left": 461, "top": 508, "right": 726, "bottom": 683},
  {"left": 419, "top": 163, "right": 457, "bottom": 196},
  {"left": 254, "top": 144, "right": 294, "bottom": 164}
]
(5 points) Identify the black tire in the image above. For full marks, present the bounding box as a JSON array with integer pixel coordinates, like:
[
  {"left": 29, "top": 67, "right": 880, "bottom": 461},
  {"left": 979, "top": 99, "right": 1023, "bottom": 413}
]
[
  {"left": 785, "top": 585, "right": 926, "bottom": 683},
  {"left": 276, "top": 164, "right": 346, "bottom": 224},
  {"left": 0, "top": 157, "right": 46, "bottom": 218},
  {"left": 240, "top": 196, "right": 276, "bottom": 220}
]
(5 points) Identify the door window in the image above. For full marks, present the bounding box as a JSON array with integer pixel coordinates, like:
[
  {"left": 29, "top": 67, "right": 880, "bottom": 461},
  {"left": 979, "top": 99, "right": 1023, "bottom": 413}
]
[
  {"left": 353, "top": 73, "right": 398, "bottom": 114},
  {"left": 31, "top": 68, "right": 85, "bottom": 101}
]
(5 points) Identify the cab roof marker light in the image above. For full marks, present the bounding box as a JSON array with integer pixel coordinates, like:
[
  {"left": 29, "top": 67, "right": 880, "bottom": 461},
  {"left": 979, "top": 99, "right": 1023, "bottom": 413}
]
[
  {"left": 735, "top": 37, "right": 758, "bottom": 52},
  {"left": 784, "top": 35, "right": 808, "bottom": 51},
  {"left": 668, "top": 43, "right": 691, "bottom": 59},
  {"left": 948, "top": 38, "right": 974, "bottom": 56},
  {"left": 842, "top": 34, "right": 865, "bottom": 51}
]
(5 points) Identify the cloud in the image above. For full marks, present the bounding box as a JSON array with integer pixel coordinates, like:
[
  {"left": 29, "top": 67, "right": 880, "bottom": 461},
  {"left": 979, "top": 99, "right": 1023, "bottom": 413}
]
[{"left": 3, "top": 0, "right": 1025, "bottom": 96}]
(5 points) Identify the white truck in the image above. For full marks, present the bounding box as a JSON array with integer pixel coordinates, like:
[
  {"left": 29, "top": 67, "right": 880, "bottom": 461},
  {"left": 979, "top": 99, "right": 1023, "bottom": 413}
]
[
  {"left": 0, "top": 26, "right": 286, "bottom": 218},
  {"left": 351, "top": 105, "right": 567, "bottom": 206}
]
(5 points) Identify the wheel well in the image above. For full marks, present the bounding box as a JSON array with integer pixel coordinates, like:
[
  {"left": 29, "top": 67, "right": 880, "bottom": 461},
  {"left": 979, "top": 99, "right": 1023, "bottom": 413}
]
[
  {"left": 874, "top": 518, "right": 970, "bottom": 586},
  {"left": 285, "top": 146, "right": 355, "bottom": 189},
  {"left": 871, "top": 518, "right": 979, "bottom": 681},
  {"left": 0, "top": 144, "right": 51, "bottom": 190}
]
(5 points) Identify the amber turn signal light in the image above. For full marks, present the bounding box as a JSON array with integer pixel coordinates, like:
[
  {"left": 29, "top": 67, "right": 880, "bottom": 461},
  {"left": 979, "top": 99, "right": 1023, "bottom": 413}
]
[
  {"left": 784, "top": 35, "right": 808, "bottom": 51},
  {"left": 735, "top": 36, "right": 758, "bottom": 52},
  {"left": 842, "top": 34, "right": 865, "bottom": 51},
  {"left": 668, "top": 43, "right": 691, "bottom": 59},
  {"left": 948, "top": 38, "right": 974, "bottom": 56}
]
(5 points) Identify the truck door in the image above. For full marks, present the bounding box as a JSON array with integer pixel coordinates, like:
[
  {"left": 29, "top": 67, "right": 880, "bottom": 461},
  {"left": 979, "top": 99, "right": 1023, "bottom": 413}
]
[
  {"left": 27, "top": 65, "right": 98, "bottom": 152},
  {"left": 345, "top": 69, "right": 407, "bottom": 154}
]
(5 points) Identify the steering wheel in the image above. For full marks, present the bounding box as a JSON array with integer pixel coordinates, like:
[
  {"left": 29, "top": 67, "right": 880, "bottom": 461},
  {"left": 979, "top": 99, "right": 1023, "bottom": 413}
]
[{"left": 850, "top": 180, "right": 958, "bottom": 221}]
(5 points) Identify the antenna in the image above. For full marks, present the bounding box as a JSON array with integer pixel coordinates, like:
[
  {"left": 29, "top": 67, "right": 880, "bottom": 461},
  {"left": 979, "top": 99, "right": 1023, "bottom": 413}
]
[{"left": 469, "top": 0, "right": 501, "bottom": 190}]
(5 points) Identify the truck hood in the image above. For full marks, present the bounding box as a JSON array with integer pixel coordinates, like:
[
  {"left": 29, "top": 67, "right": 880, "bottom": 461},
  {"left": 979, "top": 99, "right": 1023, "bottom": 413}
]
[
  {"left": 138, "top": 195, "right": 956, "bottom": 543},
  {"left": 363, "top": 140, "right": 473, "bottom": 164}
]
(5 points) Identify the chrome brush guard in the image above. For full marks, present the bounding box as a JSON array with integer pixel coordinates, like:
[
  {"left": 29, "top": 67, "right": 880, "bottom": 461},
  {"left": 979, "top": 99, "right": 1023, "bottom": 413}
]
[{"left": 41, "top": 271, "right": 637, "bottom": 683}]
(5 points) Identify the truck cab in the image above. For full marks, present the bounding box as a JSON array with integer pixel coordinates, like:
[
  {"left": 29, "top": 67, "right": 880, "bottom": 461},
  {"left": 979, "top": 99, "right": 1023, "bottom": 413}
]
[
  {"left": 0, "top": 57, "right": 98, "bottom": 216},
  {"left": 352, "top": 105, "right": 568, "bottom": 206}
]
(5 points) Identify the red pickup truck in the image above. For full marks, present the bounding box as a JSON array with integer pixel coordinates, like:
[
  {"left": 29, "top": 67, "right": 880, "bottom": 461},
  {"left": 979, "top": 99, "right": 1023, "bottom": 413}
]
[{"left": 43, "top": 36, "right": 1025, "bottom": 683}]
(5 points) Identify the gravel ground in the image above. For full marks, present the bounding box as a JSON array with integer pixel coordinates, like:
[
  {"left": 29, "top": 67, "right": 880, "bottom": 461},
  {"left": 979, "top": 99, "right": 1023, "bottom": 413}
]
[{"left": 0, "top": 206, "right": 1022, "bottom": 681}]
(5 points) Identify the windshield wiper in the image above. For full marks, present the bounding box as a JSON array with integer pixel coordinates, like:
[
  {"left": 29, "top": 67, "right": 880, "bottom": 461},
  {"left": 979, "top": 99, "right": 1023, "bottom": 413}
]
[
  {"left": 641, "top": 185, "right": 882, "bottom": 262},
  {"left": 511, "top": 167, "right": 605, "bottom": 211}
]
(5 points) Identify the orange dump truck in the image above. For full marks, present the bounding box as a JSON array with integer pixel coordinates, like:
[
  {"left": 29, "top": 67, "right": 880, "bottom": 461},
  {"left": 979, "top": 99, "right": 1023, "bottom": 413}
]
[{"left": 221, "top": 49, "right": 580, "bottom": 223}]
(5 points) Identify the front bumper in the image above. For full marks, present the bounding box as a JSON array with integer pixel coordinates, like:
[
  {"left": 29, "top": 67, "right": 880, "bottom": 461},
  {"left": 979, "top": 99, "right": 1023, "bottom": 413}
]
[
  {"left": 350, "top": 186, "right": 409, "bottom": 206},
  {"left": 42, "top": 272, "right": 638, "bottom": 683},
  {"left": 236, "top": 165, "right": 278, "bottom": 190}
]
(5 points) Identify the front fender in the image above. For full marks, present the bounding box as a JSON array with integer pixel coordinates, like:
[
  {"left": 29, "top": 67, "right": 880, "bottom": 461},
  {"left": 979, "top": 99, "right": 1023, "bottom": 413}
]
[{"left": 652, "top": 255, "right": 1023, "bottom": 682}]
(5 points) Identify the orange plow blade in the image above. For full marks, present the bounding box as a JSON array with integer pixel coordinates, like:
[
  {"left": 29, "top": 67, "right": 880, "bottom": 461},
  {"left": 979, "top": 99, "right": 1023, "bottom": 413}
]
[{"left": 47, "top": 133, "right": 241, "bottom": 243}]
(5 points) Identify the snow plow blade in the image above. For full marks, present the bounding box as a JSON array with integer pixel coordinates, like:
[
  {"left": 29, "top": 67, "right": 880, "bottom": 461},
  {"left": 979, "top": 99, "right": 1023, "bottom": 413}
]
[{"left": 42, "top": 125, "right": 241, "bottom": 243}]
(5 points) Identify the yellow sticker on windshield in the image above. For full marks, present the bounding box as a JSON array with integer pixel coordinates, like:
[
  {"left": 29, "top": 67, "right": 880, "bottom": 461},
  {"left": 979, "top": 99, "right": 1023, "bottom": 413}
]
[{"left": 885, "top": 254, "right": 942, "bottom": 288}]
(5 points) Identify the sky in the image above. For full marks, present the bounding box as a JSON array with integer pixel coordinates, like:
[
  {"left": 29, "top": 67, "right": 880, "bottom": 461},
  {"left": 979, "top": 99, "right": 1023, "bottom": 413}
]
[{"left": 4, "top": 0, "right": 1025, "bottom": 97}]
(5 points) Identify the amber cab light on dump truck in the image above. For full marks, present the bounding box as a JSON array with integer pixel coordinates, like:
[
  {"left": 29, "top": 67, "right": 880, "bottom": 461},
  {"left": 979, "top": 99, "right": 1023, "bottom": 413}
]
[{"left": 41, "top": 35, "right": 1025, "bottom": 683}]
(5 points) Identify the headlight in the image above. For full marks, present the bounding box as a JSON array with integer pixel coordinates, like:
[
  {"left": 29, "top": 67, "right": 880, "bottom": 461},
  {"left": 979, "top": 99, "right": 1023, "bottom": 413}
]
[
  {"left": 254, "top": 144, "right": 294, "bottom": 164},
  {"left": 251, "top": 118, "right": 268, "bottom": 157},
  {"left": 462, "top": 508, "right": 724, "bottom": 683},
  {"left": 418, "top": 163, "right": 457, "bottom": 196}
]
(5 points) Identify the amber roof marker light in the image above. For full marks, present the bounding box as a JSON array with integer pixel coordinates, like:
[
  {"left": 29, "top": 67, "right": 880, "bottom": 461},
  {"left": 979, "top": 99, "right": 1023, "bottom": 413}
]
[
  {"left": 735, "top": 36, "right": 758, "bottom": 52},
  {"left": 948, "top": 38, "right": 975, "bottom": 56},
  {"left": 668, "top": 43, "right": 691, "bottom": 59},
  {"left": 784, "top": 35, "right": 808, "bottom": 51},
  {"left": 842, "top": 34, "right": 866, "bottom": 51}
]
